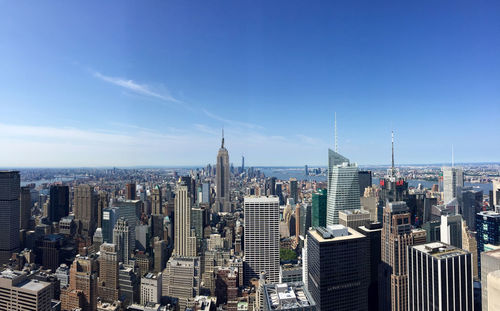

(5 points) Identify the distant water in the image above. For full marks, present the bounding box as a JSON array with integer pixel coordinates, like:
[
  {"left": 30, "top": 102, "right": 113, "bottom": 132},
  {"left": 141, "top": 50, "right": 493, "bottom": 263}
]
[
  {"left": 372, "top": 178, "right": 492, "bottom": 193},
  {"left": 259, "top": 167, "right": 326, "bottom": 182},
  {"left": 260, "top": 168, "right": 493, "bottom": 193}
]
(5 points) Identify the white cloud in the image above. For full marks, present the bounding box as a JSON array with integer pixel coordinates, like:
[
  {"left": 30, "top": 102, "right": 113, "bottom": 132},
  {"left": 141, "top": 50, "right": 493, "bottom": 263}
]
[{"left": 93, "top": 71, "right": 182, "bottom": 104}]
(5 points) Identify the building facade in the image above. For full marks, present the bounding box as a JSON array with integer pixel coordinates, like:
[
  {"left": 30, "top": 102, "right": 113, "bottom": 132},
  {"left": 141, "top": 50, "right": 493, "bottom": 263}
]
[
  {"left": 0, "top": 171, "right": 20, "bottom": 264},
  {"left": 244, "top": 196, "right": 280, "bottom": 284}
]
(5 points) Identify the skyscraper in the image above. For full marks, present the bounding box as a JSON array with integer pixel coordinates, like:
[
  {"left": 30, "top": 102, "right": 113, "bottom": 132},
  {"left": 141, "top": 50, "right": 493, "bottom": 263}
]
[
  {"left": 49, "top": 185, "right": 69, "bottom": 223},
  {"left": 102, "top": 207, "right": 120, "bottom": 243},
  {"left": 0, "top": 270, "right": 52, "bottom": 311},
  {"left": 358, "top": 222, "right": 383, "bottom": 311},
  {"left": 151, "top": 186, "right": 162, "bottom": 215},
  {"left": 61, "top": 254, "right": 98, "bottom": 311},
  {"left": 311, "top": 189, "right": 327, "bottom": 228},
  {"left": 74, "top": 184, "right": 98, "bottom": 238},
  {"left": 476, "top": 211, "right": 500, "bottom": 273},
  {"left": 126, "top": 183, "right": 136, "bottom": 200},
  {"left": 162, "top": 256, "right": 200, "bottom": 310},
  {"left": 408, "top": 242, "right": 473, "bottom": 311},
  {"left": 97, "top": 243, "right": 120, "bottom": 303},
  {"left": 358, "top": 170, "right": 372, "bottom": 196},
  {"left": 0, "top": 171, "right": 20, "bottom": 264},
  {"left": 216, "top": 131, "right": 231, "bottom": 213},
  {"left": 289, "top": 178, "right": 298, "bottom": 203},
  {"left": 244, "top": 196, "right": 280, "bottom": 284},
  {"left": 380, "top": 201, "right": 425, "bottom": 311},
  {"left": 113, "top": 217, "right": 132, "bottom": 265},
  {"left": 97, "top": 190, "right": 108, "bottom": 229},
  {"left": 307, "top": 225, "right": 369, "bottom": 310},
  {"left": 442, "top": 167, "right": 464, "bottom": 204},
  {"left": 20, "top": 185, "right": 31, "bottom": 230},
  {"left": 458, "top": 187, "right": 483, "bottom": 231},
  {"left": 440, "top": 214, "right": 463, "bottom": 247},
  {"left": 326, "top": 149, "right": 361, "bottom": 225},
  {"left": 174, "top": 184, "right": 196, "bottom": 257}
]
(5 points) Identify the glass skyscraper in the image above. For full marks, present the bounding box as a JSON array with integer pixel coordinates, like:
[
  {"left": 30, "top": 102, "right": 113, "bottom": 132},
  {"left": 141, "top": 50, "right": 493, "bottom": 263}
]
[
  {"left": 326, "top": 149, "right": 361, "bottom": 225},
  {"left": 312, "top": 189, "right": 327, "bottom": 228}
]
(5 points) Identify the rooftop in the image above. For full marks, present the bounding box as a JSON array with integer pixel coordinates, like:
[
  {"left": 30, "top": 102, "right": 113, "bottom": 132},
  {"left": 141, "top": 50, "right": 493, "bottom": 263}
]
[
  {"left": 263, "top": 282, "right": 315, "bottom": 310},
  {"left": 478, "top": 211, "right": 500, "bottom": 218},
  {"left": 309, "top": 225, "right": 365, "bottom": 243},
  {"left": 413, "top": 242, "right": 469, "bottom": 259}
]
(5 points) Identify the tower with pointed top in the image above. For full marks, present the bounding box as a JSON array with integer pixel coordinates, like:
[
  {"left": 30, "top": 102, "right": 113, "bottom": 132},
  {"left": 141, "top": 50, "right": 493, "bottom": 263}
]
[
  {"left": 216, "top": 129, "right": 231, "bottom": 213},
  {"left": 379, "top": 131, "right": 408, "bottom": 205},
  {"left": 326, "top": 115, "right": 361, "bottom": 225}
]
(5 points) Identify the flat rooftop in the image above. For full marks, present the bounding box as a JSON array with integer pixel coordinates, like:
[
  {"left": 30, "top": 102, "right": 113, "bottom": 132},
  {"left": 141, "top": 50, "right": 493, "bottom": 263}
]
[
  {"left": 483, "top": 248, "right": 500, "bottom": 259},
  {"left": 309, "top": 225, "right": 365, "bottom": 243},
  {"left": 413, "top": 242, "right": 468, "bottom": 259},
  {"left": 264, "top": 282, "right": 315, "bottom": 310}
]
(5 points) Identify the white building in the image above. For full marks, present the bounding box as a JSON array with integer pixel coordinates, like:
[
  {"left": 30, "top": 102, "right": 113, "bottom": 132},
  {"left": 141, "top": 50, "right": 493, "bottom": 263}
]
[
  {"left": 0, "top": 269, "right": 52, "bottom": 311},
  {"left": 408, "top": 242, "right": 473, "bottom": 311},
  {"left": 244, "top": 196, "right": 280, "bottom": 284},
  {"left": 141, "top": 272, "right": 162, "bottom": 305},
  {"left": 326, "top": 149, "right": 361, "bottom": 225},
  {"left": 442, "top": 167, "right": 464, "bottom": 204}
]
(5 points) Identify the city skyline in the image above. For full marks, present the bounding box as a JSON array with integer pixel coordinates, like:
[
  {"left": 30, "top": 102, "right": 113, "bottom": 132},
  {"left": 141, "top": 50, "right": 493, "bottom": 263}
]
[{"left": 1, "top": 1, "right": 499, "bottom": 167}]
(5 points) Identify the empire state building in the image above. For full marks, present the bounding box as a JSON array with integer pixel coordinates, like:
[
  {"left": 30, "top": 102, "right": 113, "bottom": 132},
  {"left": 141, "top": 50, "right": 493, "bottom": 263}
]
[{"left": 215, "top": 131, "right": 231, "bottom": 213}]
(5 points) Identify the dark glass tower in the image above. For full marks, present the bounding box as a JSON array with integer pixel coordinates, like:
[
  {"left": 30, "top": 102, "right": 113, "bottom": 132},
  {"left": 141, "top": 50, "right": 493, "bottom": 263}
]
[
  {"left": 49, "top": 185, "right": 69, "bottom": 223},
  {"left": 311, "top": 189, "right": 327, "bottom": 228}
]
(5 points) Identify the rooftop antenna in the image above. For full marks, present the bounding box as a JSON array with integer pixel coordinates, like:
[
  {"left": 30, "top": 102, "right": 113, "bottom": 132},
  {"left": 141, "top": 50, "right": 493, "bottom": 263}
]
[
  {"left": 334, "top": 112, "right": 338, "bottom": 152},
  {"left": 221, "top": 128, "right": 224, "bottom": 148},
  {"left": 391, "top": 130, "right": 395, "bottom": 177},
  {"left": 452, "top": 144, "right": 454, "bottom": 168}
]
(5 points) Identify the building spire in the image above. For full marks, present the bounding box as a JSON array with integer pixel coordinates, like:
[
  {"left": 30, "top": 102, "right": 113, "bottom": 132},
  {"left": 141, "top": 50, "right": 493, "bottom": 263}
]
[
  {"left": 221, "top": 128, "right": 225, "bottom": 148},
  {"left": 391, "top": 130, "right": 395, "bottom": 176},
  {"left": 334, "top": 112, "right": 338, "bottom": 152}
]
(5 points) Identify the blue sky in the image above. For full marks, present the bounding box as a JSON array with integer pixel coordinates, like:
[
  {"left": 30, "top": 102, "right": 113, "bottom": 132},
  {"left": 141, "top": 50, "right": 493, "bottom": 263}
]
[{"left": 1, "top": 1, "right": 499, "bottom": 167}]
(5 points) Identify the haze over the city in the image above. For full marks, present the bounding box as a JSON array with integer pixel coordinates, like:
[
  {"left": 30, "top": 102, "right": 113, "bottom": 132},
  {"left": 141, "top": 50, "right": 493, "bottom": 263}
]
[{"left": 1, "top": 1, "right": 499, "bottom": 167}]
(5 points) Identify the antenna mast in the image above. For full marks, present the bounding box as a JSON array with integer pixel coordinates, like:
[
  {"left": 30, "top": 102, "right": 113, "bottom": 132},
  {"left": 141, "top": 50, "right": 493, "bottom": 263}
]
[
  {"left": 334, "top": 112, "right": 338, "bottom": 152},
  {"left": 391, "top": 130, "right": 395, "bottom": 177}
]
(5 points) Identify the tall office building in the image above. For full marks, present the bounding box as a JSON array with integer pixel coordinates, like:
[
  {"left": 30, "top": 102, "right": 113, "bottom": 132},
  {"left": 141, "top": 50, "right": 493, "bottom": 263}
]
[
  {"left": 102, "top": 207, "right": 120, "bottom": 243},
  {"left": 215, "top": 132, "right": 231, "bottom": 213},
  {"left": 174, "top": 184, "right": 196, "bottom": 257},
  {"left": 311, "top": 189, "right": 327, "bottom": 228},
  {"left": 304, "top": 165, "right": 309, "bottom": 176},
  {"left": 241, "top": 155, "right": 245, "bottom": 173},
  {"left": 97, "top": 191, "right": 108, "bottom": 229},
  {"left": 74, "top": 184, "right": 98, "bottom": 238},
  {"left": 458, "top": 187, "right": 483, "bottom": 231},
  {"left": 49, "top": 185, "right": 69, "bottom": 223},
  {"left": 112, "top": 200, "right": 141, "bottom": 250},
  {"left": 408, "top": 242, "right": 473, "bottom": 311},
  {"left": 61, "top": 254, "right": 98, "bottom": 311},
  {"left": 359, "top": 222, "right": 383, "bottom": 311},
  {"left": 461, "top": 221, "right": 478, "bottom": 280},
  {"left": 0, "top": 171, "right": 20, "bottom": 264},
  {"left": 440, "top": 214, "right": 463, "bottom": 247},
  {"left": 97, "top": 243, "right": 119, "bottom": 302},
  {"left": 126, "top": 183, "right": 136, "bottom": 200},
  {"left": 20, "top": 185, "right": 32, "bottom": 230},
  {"left": 153, "top": 237, "right": 167, "bottom": 273},
  {"left": 481, "top": 249, "right": 500, "bottom": 311},
  {"left": 379, "top": 132, "right": 408, "bottom": 205},
  {"left": 380, "top": 201, "right": 425, "bottom": 311},
  {"left": 201, "top": 182, "right": 210, "bottom": 204},
  {"left": 358, "top": 170, "right": 372, "bottom": 196},
  {"left": 307, "top": 225, "right": 368, "bottom": 310},
  {"left": 0, "top": 269, "right": 52, "bottom": 311},
  {"left": 326, "top": 149, "right": 361, "bottom": 225},
  {"left": 113, "top": 218, "right": 132, "bottom": 265},
  {"left": 476, "top": 211, "right": 500, "bottom": 272},
  {"left": 244, "top": 196, "right": 280, "bottom": 284},
  {"left": 162, "top": 256, "right": 200, "bottom": 310},
  {"left": 442, "top": 167, "right": 464, "bottom": 204},
  {"left": 141, "top": 272, "right": 162, "bottom": 305},
  {"left": 289, "top": 178, "right": 298, "bottom": 203},
  {"left": 151, "top": 186, "right": 162, "bottom": 215}
]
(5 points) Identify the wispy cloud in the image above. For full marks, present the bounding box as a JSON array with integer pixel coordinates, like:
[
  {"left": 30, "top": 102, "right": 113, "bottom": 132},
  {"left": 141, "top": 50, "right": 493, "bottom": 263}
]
[
  {"left": 93, "top": 71, "right": 182, "bottom": 104},
  {"left": 202, "top": 109, "right": 263, "bottom": 130}
]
